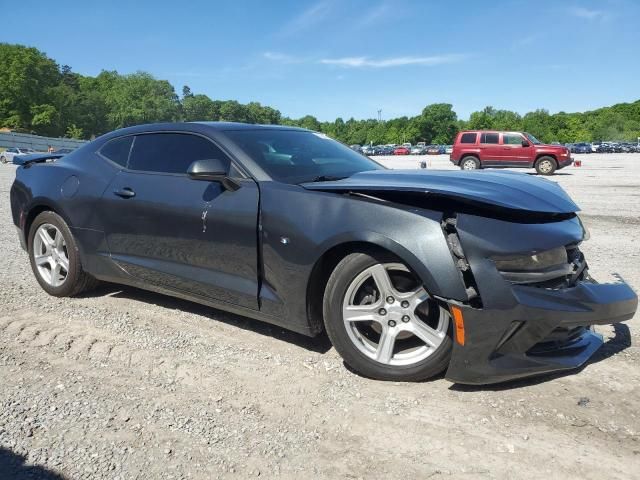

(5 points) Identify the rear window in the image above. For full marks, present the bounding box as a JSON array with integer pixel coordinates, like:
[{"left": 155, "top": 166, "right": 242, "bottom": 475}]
[
  {"left": 128, "top": 133, "right": 230, "bottom": 174},
  {"left": 480, "top": 133, "right": 499, "bottom": 144},
  {"left": 100, "top": 136, "right": 133, "bottom": 167},
  {"left": 460, "top": 133, "right": 477, "bottom": 144}
]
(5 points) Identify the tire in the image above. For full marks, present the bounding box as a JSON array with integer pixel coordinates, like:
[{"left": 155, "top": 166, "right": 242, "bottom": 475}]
[
  {"left": 28, "top": 211, "right": 99, "bottom": 297},
  {"left": 460, "top": 156, "right": 480, "bottom": 170},
  {"left": 535, "top": 156, "right": 557, "bottom": 175},
  {"left": 0, "top": 156, "right": 6, "bottom": 164},
  {"left": 323, "top": 252, "right": 452, "bottom": 381}
]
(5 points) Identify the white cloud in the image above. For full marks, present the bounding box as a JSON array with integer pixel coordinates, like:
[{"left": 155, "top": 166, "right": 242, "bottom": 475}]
[
  {"left": 319, "top": 54, "right": 466, "bottom": 68},
  {"left": 277, "top": 1, "right": 333, "bottom": 37},
  {"left": 568, "top": 6, "right": 607, "bottom": 19}
]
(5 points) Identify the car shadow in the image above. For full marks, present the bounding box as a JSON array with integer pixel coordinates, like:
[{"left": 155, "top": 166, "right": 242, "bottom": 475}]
[
  {"left": 0, "top": 447, "right": 67, "bottom": 480},
  {"left": 81, "top": 283, "right": 333, "bottom": 354},
  {"left": 525, "top": 172, "right": 573, "bottom": 176},
  {"left": 448, "top": 323, "right": 631, "bottom": 392}
]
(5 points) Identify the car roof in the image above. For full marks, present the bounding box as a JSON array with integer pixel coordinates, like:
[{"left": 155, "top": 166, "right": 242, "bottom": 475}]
[
  {"left": 194, "top": 121, "right": 309, "bottom": 132},
  {"left": 94, "top": 121, "right": 312, "bottom": 144}
]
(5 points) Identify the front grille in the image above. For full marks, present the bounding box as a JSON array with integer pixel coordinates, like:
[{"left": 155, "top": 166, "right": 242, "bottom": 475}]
[{"left": 527, "top": 326, "right": 589, "bottom": 356}]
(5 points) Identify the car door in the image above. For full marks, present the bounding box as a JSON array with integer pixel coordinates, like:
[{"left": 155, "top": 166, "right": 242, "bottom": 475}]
[
  {"left": 500, "top": 133, "right": 531, "bottom": 165},
  {"left": 98, "top": 132, "right": 260, "bottom": 310},
  {"left": 478, "top": 132, "right": 501, "bottom": 165}
]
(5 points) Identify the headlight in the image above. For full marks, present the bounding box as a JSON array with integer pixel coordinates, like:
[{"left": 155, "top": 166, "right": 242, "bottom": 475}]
[{"left": 492, "top": 247, "right": 572, "bottom": 284}]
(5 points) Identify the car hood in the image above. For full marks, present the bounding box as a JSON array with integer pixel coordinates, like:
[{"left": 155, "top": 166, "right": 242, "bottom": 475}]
[{"left": 301, "top": 169, "right": 579, "bottom": 213}]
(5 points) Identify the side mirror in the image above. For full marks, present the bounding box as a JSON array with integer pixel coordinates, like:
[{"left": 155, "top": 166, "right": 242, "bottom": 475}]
[
  {"left": 521, "top": 140, "right": 530, "bottom": 147},
  {"left": 187, "top": 159, "right": 240, "bottom": 191}
]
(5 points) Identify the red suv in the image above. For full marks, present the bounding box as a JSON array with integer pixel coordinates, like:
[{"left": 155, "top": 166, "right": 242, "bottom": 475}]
[{"left": 450, "top": 131, "right": 572, "bottom": 175}]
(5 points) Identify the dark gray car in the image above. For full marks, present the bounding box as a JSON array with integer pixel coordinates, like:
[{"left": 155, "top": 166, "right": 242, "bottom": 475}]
[{"left": 9, "top": 122, "right": 637, "bottom": 384}]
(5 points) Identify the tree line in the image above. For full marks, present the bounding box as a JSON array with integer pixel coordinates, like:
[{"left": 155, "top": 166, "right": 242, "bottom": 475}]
[{"left": 1, "top": 43, "right": 639, "bottom": 144}]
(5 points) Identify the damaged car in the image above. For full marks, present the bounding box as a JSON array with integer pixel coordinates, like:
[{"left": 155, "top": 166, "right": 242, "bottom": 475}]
[{"left": 10, "top": 123, "right": 637, "bottom": 384}]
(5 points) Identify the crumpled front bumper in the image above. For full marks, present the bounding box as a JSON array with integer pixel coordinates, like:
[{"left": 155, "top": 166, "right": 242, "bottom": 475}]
[{"left": 445, "top": 279, "right": 637, "bottom": 385}]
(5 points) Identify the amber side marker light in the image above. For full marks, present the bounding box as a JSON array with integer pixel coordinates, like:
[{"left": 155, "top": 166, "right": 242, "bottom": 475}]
[{"left": 450, "top": 306, "right": 465, "bottom": 346}]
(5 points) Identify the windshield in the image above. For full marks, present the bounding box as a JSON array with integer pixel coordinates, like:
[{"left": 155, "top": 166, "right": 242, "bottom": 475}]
[
  {"left": 524, "top": 133, "right": 542, "bottom": 145},
  {"left": 224, "top": 129, "right": 385, "bottom": 184}
]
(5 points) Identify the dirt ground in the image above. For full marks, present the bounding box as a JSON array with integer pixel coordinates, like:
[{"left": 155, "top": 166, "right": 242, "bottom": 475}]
[{"left": 0, "top": 154, "right": 639, "bottom": 479}]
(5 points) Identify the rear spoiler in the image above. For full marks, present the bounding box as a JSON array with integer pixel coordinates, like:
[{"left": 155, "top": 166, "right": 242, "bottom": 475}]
[{"left": 19, "top": 153, "right": 65, "bottom": 168}]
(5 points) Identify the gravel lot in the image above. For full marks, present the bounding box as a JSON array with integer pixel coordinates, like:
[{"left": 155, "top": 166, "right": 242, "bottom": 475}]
[{"left": 1, "top": 154, "right": 639, "bottom": 479}]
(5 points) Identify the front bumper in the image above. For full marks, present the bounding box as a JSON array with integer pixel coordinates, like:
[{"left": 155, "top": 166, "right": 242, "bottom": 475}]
[
  {"left": 558, "top": 156, "right": 573, "bottom": 168},
  {"left": 445, "top": 279, "right": 637, "bottom": 385}
]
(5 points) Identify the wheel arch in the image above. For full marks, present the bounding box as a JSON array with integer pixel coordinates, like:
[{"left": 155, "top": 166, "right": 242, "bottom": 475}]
[
  {"left": 23, "top": 200, "right": 71, "bottom": 242},
  {"left": 535, "top": 153, "right": 558, "bottom": 164},
  {"left": 305, "top": 234, "right": 446, "bottom": 334}
]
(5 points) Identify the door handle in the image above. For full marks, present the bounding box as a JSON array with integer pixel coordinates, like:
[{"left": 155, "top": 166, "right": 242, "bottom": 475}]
[{"left": 113, "top": 187, "right": 136, "bottom": 198}]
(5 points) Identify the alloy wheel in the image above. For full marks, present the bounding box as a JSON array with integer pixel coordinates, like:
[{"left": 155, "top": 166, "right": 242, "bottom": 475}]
[
  {"left": 32, "top": 223, "right": 69, "bottom": 287},
  {"left": 538, "top": 160, "right": 553, "bottom": 174},
  {"left": 342, "top": 263, "right": 449, "bottom": 366},
  {"left": 462, "top": 159, "right": 477, "bottom": 170}
]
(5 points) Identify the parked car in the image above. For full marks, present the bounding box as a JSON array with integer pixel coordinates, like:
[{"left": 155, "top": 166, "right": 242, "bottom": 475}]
[
  {"left": 410, "top": 146, "right": 425, "bottom": 155},
  {"left": 444, "top": 145, "right": 453, "bottom": 154},
  {"left": 570, "top": 143, "right": 592, "bottom": 154},
  {"left": 361, "top": 145, "right": 375, "bottom": 156},
  {"left": 1, "top": 147, "right": 36, "bottom": 164},
  {"left": 426, "top": 145, "right": 445, "bottom": 155},
  {"left": 402, "top": 142, "right": 412, "bottom": 149},
  {"left": 379, "top": 145, "right": 395, "bottom": 155},
  {"left": 393, "top": 146, "right": 410, "bottom": 155},
  {"left": 10, "top": 122, "right": 636, "bottom": 384},
  {"left": 349, "top": 145, "right": 362, "bottom": 152},
  {"left": 450, "top": 130, "right": 573, "bottom": 175}
]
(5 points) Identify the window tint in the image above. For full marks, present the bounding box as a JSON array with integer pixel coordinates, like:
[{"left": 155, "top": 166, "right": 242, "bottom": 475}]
[
  {"left": 129, "top": 133, "right": 230, "bottom": 174},
  {"left": 503, "top": 134, "right": 523, "bottom": 145},
  {"left": 224, "top": 129, "right": 383, "bottom": 184},
  {"left": 460, "top": 133, "right": 477, "bottom": 144},
  {"left": 480, "top": 133, "right": 499, "bottom": 144},
  {"left": 100, "top": 136, "right": 133, "bottom": 167}
]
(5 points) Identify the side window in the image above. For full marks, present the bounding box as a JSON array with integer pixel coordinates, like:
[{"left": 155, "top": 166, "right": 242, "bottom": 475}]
[
  {"left": 503, "top": 134, "right": 523, "bottom": 145},
  {"left": 480, "top": 133, "right": 499, "bottom": 144},
  {"left": 128, "top": 133, "right": 230, "bottom": 174},
  {"left": 7, "top": 148, "right": 17, "bottom": 153},
  {"left": 100, "top": 136, "right": 133, "bottom": 167},
  {"left": 460, "top": 133, "right": 477, "bottom": 144}
]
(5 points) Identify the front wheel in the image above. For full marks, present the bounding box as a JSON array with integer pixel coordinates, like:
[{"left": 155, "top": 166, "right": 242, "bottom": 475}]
[
  {"left": 535, "top": 156, "right": 557, "bottom": 175},
  {"left": 28, "top": 211, "right": 98, "bottom": 297},
  {"left": 323, "top": 252, "right": 452, "bottom": 381},
  {"left": 0, "top": 156, "right": 6, "bottom": 164}
]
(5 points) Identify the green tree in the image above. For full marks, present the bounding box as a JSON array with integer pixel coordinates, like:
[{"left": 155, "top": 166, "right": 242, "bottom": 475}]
[
  {"left": 417, "top": 103, "right": 458, "bottom": 143},
  {"left": 0, "top": 43, "right": 61, "bottom": 132},
  {"left": 66, "top": 123, "right": 84, "bottom": 139}
]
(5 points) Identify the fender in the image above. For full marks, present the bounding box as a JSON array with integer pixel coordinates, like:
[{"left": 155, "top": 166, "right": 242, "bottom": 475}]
[{"left": 258, "top": 181, "right": 468, "bottom": 335}]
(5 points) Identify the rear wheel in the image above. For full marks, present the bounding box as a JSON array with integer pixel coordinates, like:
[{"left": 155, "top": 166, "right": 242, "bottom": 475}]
[
  {"left": 0, "top": 156, "right": 6, "bottom": 164},
  {"left": 535, "top": 156, "right": 557, "bottom": 175},
  {"left": 460, "top": 156, "right": 480, "bottom": 170},
  {"left": 323, "top": 252, "right": 452, "bottom": 381},
  {"left": 28, "top": 211, "right": 98, "bottom": 297}
]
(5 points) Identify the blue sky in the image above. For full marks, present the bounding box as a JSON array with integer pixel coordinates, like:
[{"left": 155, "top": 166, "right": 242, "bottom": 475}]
[{"left": 2, "top": 0, "right": 639, "bottom": 121}]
